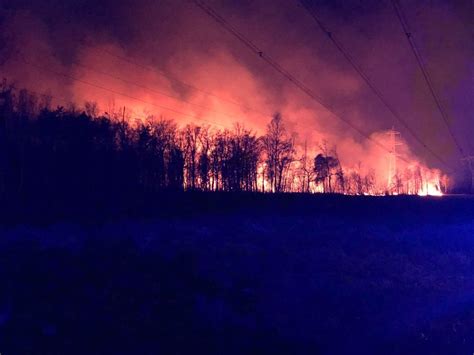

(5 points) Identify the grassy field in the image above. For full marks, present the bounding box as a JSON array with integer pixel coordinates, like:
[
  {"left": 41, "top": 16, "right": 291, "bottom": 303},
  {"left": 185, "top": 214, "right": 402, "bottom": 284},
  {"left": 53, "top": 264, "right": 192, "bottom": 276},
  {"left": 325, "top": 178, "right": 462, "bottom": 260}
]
[{"left": 0, "top": 194, "right": 473, "bottom": 354}]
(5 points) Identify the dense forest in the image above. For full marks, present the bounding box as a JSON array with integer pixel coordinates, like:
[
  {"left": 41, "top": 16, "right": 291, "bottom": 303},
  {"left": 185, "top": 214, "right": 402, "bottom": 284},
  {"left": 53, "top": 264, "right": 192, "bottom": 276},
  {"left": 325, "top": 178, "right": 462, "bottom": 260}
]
[{"left": 0, "top": 81, "right": 444, "bottom": 210}]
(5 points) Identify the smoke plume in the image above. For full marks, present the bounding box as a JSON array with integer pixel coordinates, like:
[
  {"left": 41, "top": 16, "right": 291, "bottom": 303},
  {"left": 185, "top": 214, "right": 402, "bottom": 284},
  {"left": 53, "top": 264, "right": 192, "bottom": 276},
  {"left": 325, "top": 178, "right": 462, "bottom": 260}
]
[{"left": 1, "top": 0, "right": 472, "bottom": 188}]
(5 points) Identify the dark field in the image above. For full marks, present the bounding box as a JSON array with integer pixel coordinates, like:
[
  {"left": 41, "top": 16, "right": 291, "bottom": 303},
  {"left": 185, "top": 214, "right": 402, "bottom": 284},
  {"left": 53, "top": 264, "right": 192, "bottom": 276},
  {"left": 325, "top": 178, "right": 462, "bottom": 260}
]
[{"left": 0, "top": 194, "right": 473, "bottom": 354}]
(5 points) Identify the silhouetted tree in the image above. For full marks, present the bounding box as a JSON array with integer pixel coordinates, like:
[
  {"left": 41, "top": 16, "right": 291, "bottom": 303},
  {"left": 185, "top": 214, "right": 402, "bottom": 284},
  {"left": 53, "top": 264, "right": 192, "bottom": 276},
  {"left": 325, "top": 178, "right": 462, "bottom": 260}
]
[
  {"left": 0, "top": 81, "right": 449, "bottom": 208},
  {"left": 298, "top": 141, "right": 313, "bottom": 193},
  {"left": 198, "top": 126, "right": 211, "bottom": 191},
  {"left": 182, "top": 124, "right": 201, "bottom": 190},
  {"left": 313, "top": 143, "right": 341, "bottom": 193},
  {"left": 262, "top": 114, "right": 295, "bottom": 192}
]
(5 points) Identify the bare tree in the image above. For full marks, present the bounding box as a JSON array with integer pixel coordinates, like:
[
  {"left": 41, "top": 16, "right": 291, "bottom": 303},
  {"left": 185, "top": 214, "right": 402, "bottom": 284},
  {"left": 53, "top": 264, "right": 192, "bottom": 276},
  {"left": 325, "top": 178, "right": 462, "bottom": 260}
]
[
  {"left": 299, "top": 140, "right": 313, "bottom": 193},
  {"left": 363, "top": 169, "right": 376, "bottom": 194},
  {"left": 262, "top": 113, "right": 295, "bottom": 192},
  {"left": 313, "top": 142, "right": 341, "bottom": 193},
  {"left": 198, "top": 126, "right": 211, "bottom": 191},
  {"left": 182, "top": 124, "right": 201, "bottom": 190}
]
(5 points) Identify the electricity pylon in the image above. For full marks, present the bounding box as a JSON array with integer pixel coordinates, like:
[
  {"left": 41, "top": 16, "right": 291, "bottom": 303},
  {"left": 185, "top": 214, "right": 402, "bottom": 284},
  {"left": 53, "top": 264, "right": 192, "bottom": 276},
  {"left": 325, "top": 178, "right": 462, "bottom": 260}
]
[{"left": 387, "top": 127, "right": 402, "bottom": 192}]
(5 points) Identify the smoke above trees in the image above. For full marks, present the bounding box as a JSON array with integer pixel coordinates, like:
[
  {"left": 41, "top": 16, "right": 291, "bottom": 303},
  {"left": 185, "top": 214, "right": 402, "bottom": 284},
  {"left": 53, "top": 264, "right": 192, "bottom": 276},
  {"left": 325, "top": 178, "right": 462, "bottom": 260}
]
[
  {"left": 0, "top": 85, "right": 447, "bottom": 196},
  {"left": 0, "top": 0, "right": 471, "bottom": 189}
]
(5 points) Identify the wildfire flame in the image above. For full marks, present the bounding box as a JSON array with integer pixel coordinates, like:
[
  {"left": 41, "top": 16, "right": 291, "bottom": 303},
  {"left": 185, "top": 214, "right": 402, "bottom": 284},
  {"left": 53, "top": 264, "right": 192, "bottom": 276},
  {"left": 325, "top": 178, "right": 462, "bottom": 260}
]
[{"left": 417, "top": 183, "right": 443, "bottom": 197}]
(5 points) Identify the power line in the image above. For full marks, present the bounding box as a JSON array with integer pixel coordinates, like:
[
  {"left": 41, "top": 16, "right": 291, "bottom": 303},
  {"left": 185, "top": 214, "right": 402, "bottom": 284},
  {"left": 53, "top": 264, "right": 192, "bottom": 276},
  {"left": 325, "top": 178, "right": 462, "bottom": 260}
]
[
  {"left": 16, "top": 56, "right": 228, "bottom": 128},
  {"left": 192, "top": 0, "right": 416, "bottom": 164},
  {"left": 391, "top": 0, "right": 466, "bottom": 159},
  {"left": 6, "top": 82, "right": 70, "bottom": 107},
  {"left": 298, "top": 0, "right": 455, "bottom": 171},
  {"left": 70, "top": 60, "right": 243, "bottom": 121},
  {"left": 77, "top": 39, "right": 271, "bottom": 118},
  {"left": 6, "top": 82, "right": 142, "bottom": 118},
  {"left": 18, "top": 46, "right": 248, "bottom": 122}
]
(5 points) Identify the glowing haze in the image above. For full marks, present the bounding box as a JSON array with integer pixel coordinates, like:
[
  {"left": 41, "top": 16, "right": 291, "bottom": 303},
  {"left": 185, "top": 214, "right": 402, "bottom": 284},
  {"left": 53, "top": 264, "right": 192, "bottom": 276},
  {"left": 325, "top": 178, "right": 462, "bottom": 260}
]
[{"left": 1, "top": 0, "right": 472, "bottom": 192}]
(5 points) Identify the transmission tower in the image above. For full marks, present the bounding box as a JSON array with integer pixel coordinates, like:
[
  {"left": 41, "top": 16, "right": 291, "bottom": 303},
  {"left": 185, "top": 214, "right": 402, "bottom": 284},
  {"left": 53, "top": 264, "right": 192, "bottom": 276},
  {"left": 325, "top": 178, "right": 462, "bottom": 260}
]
[{"left": 387, "top": 127, "right": 402, "bottom": 192}]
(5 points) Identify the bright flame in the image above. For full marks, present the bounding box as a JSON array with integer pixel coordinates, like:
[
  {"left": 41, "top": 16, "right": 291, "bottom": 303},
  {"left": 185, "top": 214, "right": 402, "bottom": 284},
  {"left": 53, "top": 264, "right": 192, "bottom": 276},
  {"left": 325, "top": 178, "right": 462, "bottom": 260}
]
[{"left": 417, "top": 182, "right": 443, "bottom": 196}]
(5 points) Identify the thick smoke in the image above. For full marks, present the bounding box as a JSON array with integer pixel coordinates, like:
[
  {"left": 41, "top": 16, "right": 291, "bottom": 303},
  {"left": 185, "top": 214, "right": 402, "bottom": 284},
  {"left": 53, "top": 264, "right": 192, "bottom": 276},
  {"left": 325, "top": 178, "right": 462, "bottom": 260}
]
[{"left": 1, "top": 0, "right": 472, "bottom": 188}]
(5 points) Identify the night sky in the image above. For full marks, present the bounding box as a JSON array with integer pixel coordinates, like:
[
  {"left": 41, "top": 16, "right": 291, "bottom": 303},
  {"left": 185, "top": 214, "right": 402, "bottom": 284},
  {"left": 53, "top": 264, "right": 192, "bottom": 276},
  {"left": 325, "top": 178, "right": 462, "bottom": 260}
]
[{"left": 1, "top": 0, "right": 472, "bottom": 185}]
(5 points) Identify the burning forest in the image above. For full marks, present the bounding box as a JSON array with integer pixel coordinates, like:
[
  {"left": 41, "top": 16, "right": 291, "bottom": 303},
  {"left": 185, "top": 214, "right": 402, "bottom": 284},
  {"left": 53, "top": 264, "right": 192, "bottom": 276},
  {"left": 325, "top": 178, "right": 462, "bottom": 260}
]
[
  {"left": 0, "top": 1, "right": 473, "bottom": 355},
  {"left": 0, "top": 0, "right": 471, "bottom": 195},
  {"left": 0, "top": 83, "right": 448, "bottom": 198}
]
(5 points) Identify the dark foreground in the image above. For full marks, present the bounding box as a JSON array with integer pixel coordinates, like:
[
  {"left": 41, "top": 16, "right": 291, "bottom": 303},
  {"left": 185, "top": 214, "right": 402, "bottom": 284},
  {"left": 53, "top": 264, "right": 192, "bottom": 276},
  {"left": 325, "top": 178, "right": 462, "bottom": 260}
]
[{"left": 0, "top": 194, "right": 473, "bottom": 354}]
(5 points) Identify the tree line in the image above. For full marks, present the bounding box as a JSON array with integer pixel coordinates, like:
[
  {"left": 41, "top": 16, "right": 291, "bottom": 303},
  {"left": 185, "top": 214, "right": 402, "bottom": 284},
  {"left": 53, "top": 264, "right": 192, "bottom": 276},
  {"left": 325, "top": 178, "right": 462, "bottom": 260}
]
[{"left": 0, "top": 82, "right": 443, "bottom": 205}]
